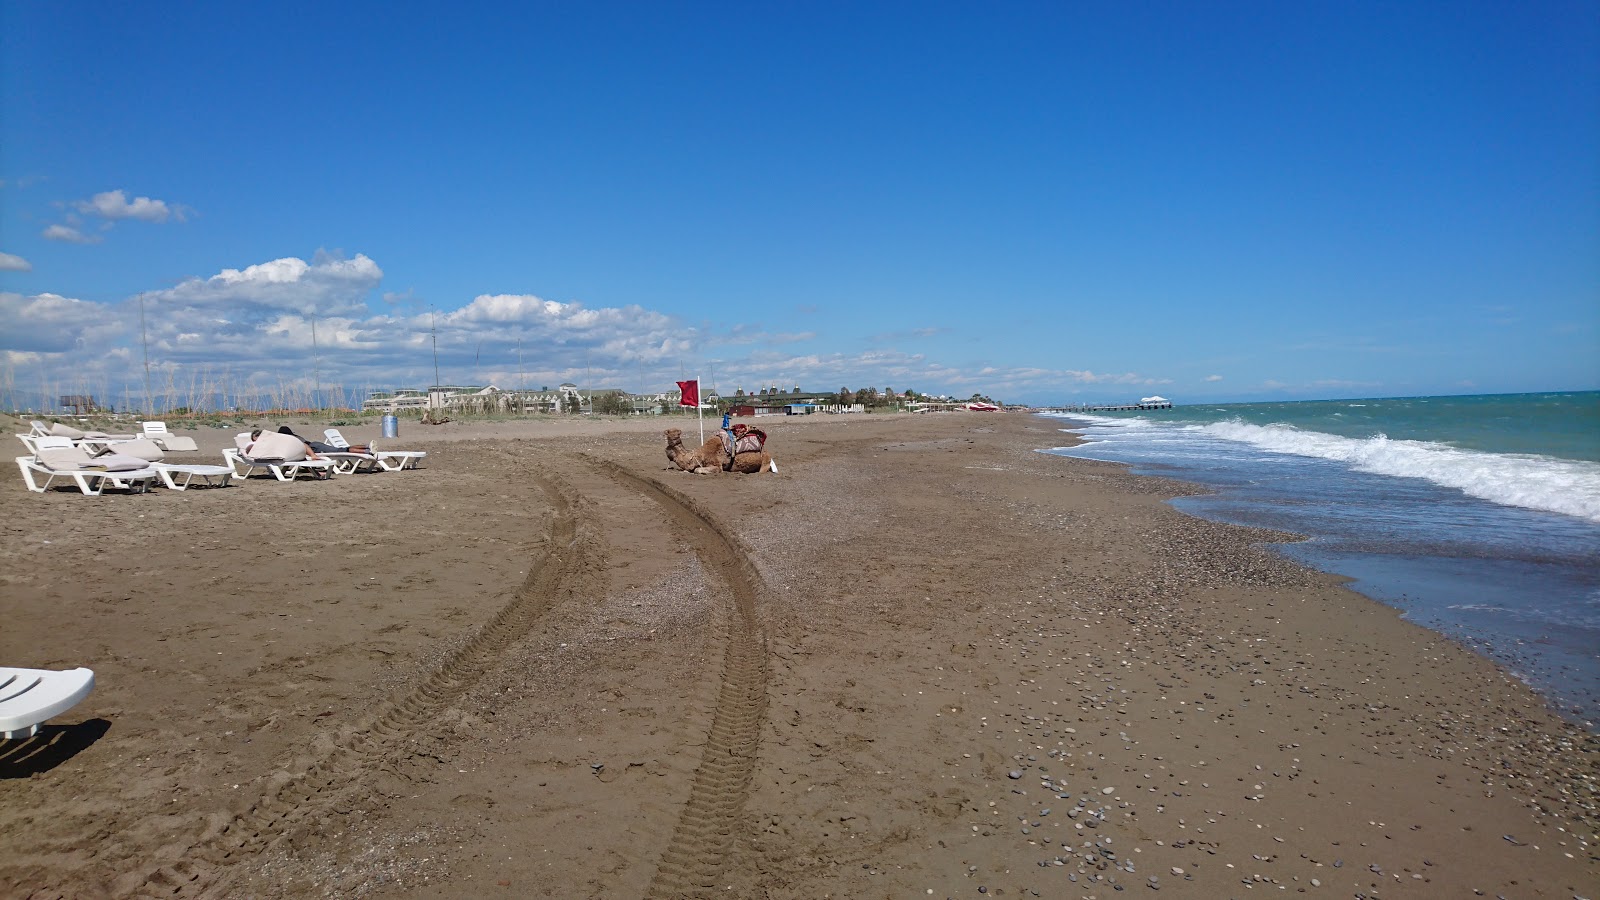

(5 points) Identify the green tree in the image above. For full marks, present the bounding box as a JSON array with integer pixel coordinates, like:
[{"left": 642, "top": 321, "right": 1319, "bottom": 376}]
[
  {"left": 593, "top": 391, "right": 630, "bottom": 415},
  {"left": 839, "top": 387, "right": 854, "bottom": 405}
]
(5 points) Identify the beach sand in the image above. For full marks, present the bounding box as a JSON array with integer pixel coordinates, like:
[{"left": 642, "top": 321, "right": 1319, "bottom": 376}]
[{"left": 1, "top": 411, "right": 1595, "bottom": 899}]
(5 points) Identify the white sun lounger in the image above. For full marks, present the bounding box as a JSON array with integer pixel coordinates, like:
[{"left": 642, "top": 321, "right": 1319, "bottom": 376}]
[
  {"left": 223, "top": 433, "right": 334, "bottom": 482},
  {"left": 222, "top": 449, "right": 334, "bottom": 482},
  {"left": 1, "top": 667, "right": 96, "bottom": 739},
  {"left": 15, "top": 438, "right": 160, "bottom": 495},
  {"left": 30, "top": 420, "right": 136, "bottom": 446},
  {"left": 152, "top": 463, "right": 235, "bottom": 490},
  {"left": 139, "top": 421, "right": 199, "bottom": 452},
  {"left": 305, "top": 432, "right": 380, "bottom": 474},
  {"left": 325, "top": 429, "right": 427, "bottom": 471},
  {"left": 324, "top": 451, "right": 382, "bottom": 474}
]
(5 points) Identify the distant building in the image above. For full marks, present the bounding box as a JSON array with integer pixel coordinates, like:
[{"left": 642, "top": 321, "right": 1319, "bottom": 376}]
[
  {"left": 363, "top": 383, "right": 692, "bottom": 415},
  {"left": 59, "top": 395, "right": 102, "bottom": 414}
]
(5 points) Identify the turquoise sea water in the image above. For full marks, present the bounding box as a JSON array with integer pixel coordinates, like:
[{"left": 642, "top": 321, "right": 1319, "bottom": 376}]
[
  {"left": 1130, "top": 391, "right": 1600, "bottom": 461},
  {"left": 1039, "top": 391, "right": 1600, "bottom": 728}
]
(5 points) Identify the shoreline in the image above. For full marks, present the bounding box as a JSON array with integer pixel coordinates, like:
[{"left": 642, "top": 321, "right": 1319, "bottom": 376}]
[
  {"left": 1036, "top": 408, "right": 1600, "bottom": 731},
  {"left": 2, "top": 411, "right": 1594, "bottom": 897}
]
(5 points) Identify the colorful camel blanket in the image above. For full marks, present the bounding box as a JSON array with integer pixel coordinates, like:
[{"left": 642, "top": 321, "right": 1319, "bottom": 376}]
[{"left": 719, "top": 426, "right": 768, "bottom": 458}]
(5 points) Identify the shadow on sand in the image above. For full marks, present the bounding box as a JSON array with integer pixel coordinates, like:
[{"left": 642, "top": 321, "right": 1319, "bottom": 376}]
[{"left": 0, "top": 719, "right": 112, "bottom": 778}]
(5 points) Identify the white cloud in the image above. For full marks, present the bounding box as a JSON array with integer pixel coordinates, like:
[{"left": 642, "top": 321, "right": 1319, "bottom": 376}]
[
  {"left": 1205, "top": 374, "right": 1223, "bottom": 382},
  {"left": 73, "top": 189, "right": 185, "bottom": 223},
  {"left": 0, "top": 251, "right": 31, "bottom": 271},
  {"left": 42, "top": 224, "right": 101, "bottom": 244},
  {"left": 441, "top": 293, "right": 692, "bottom": 364},
  {"left": 143, "top": 252, "right": 384, "bottom": 317},
  {"left": 0, "top": 250, "right": 1173, "bottom": 408},
  {"left": 0, "top": 291, "right": 124, "bottom": 353}
]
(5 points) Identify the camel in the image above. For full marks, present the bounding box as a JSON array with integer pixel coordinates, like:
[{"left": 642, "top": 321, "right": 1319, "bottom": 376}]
[
  {"left": 728, "top": 448, "right": 777, "bottom": 473},
  {"left": 664, "top": 428, "right": 725, "bottom": 474},
  {"left": 664, "top": 427, "right": 779, "bottom": 474},
  {"left": 727, "top": 423, "right": 778, "bottom": 474}
]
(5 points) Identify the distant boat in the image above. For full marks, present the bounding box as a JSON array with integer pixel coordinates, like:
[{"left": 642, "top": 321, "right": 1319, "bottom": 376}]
[
  {"left": 1140, "top": 396, "right": 1168, "bottom": 404},
  {"left": 965, "top": 402, "right": 1001, "bottom": 411}
]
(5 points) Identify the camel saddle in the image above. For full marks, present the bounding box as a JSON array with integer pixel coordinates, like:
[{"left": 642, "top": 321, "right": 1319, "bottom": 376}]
[{"left": 722, "top": 425, "right": 767, "bottom": 457}]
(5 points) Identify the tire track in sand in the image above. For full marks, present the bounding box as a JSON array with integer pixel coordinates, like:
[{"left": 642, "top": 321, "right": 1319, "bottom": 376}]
[
  {"left": 593, "top": 459, "right": 769, "bottom": 899},
  {"left": 121, "top": 470, "right": 597, "bottom": 899}
]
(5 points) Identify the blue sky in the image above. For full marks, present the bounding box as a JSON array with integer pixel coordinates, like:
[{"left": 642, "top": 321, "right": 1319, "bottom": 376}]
[{"left": 2, "top": 1, "right": 1596, "bottom": 408}]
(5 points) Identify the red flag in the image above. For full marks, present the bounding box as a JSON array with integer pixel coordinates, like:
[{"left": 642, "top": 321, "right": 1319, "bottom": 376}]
[{"left": 676, "top": 379, "right": 699, "bottom": 408}]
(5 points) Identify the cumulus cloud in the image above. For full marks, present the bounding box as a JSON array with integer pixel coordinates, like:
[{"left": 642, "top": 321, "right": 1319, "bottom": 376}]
[
  {"left": 73, "top": 189, "right": 186, "bottom": 223},
  {"left": 42, "top": 224, "right": 101, "bottom": 244},
  {"left": 143, "top": 252, "right": 384, "bottom": 317},
  {"left": 0, "top": 292, "right": 125, "bottom": 353},
  {"left": 430, "top": 293, "right": 694, "bottom": 366},
  {"left": 1, "top": 249, "right": 1172, "bottom": 408},
  {"left": 0, "top": 251, "right": 31, "bottom": 271},
  {"left": 1205, "top": 374, "right": 1223, "bottom": 382}
]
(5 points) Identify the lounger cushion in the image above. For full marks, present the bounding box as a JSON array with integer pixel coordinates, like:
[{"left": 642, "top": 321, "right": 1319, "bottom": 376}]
[
  {"left": 48, "top": 423, "right": 87, "bottom": 439},
  {"left": 36, "top": 446, "right": 98, "bottom": 470},
  {"left": 88, "top": 453, "right": 150, "bottom": 472},
  {"left": 37, "top": 447, "right": 148, "bottom": 472},
  {"left": 111, "top": 439, "right": 165, "bottom": 462},
  {"left": 247, "top": 431, "right": 308, "bottom": 461}
]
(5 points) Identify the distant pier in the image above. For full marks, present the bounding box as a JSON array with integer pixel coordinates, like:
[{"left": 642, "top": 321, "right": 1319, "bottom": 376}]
[{"left": 1034, "top": 399, "right": 1174, "bottom": 413}]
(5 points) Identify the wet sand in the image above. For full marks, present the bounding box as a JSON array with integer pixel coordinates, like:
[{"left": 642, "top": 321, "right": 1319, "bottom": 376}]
[{"left": 1, "top": 410, "right": 1595, "bottom": 898}]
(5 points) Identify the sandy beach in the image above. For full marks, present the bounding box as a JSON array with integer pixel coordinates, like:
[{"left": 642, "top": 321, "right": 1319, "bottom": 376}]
[{"left": 2, "top": 411, "right": 1595, "bottom": 899}]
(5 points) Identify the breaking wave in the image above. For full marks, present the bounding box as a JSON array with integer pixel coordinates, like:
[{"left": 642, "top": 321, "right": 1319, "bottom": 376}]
[{"left": 1199, "top": 419, "right": 1600, "bottom": 523}]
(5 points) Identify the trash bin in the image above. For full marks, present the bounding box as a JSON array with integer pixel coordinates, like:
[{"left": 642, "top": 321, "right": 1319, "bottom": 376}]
[{"left": 381, "top": 414, "right": 399, "bottom": 438}]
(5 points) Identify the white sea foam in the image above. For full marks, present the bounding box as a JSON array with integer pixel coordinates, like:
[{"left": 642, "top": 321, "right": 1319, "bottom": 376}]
[{"left": 1198, "top": 419, "right": 1600, "bottom": 523}]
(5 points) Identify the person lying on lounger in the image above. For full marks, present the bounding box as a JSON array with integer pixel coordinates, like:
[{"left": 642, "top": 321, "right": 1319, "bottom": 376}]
[{"left": 273, "top": 426, "right": 370, "bottom": 454}]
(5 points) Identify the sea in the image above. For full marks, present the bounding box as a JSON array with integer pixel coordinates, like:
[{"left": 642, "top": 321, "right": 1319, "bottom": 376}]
[{"left": 1037, "top": 391, "right": 1600, "bottom": 730}]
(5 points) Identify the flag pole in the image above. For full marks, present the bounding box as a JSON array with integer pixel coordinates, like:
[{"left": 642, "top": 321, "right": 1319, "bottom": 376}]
[{"left": 697, "top": 376, "right": 704, "bottom": 447}]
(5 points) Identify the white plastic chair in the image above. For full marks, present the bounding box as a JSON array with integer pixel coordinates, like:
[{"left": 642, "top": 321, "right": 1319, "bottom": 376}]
[{"left": 139, "top": 421, "right": 199, "bottom": 452}]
